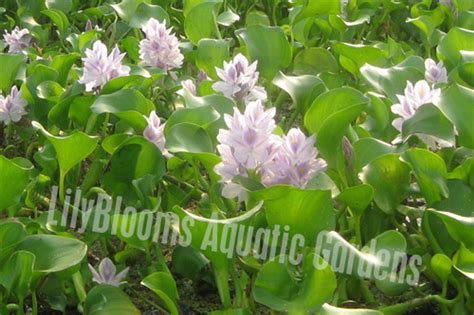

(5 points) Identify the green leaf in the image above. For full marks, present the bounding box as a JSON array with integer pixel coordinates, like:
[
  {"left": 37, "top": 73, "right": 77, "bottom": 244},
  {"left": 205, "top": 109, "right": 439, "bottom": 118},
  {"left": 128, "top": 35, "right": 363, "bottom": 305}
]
[
  {"left": 437, "top": 27, "right": 474, "bottom": 68},
  {"left": 361, "top": 56, "right": 425, "bottom": 101},
  {"left": 402, "top": 104, "right": 456, "bottom": 146},
  {"left": 101, "top": 72, "right": 152, "bottom": 95},
  {"left": 171, "top": 245, "right": 209, "bottom": 281},
  {"left": 304, "top": 87, "right": 369, "bottom": 134},
  {"left": 297, "top": 1, "right": 341, "bottom": 20},
  {"left": 141, "top": 272, "right": 179, "bottom": 315},
  {"left": 165, "top": 105, "right": 220, "bottom": 134},
  {"left": 423, "top": 180, "right": 474, "bottom": 256},
  {"left": 272, "top": 72, "right": 326, "bottom": 113},
  {"left": 165, "top": 123, "right": 214, "bottom": 153},
  {"left": 0, "top": 251, "right": 35, "bottom": 303},
  {"left": 245, "top": 10, "right": 270, "bottom": 26},
  {"left": 50, "top": 53, "right": 80, "bottom": 86},
  {"left": 45, "top": 0, "right": 72, "bottom": 13},
  {"left": 321, "top": 303, "right": 383, "bottom": 315},
  {"left": 172, "top": 201, "right": 263, "bottom": 267},
  {"left": 217, "top": 9, "right": 240, "bottom": 26},
  {"left": 293, "top": 47, "right": 339, "bottom": 75},
  {"left": 360, "top": 154, "right": 411, "bottom": 214},
  {"left": 436, "top": 84, "right": 474, "bottom": 149},
  {"left": 129, "top": 3, "right": 169, "bottom": 28},
  {"left": 16, "top": 234, "right": 87, "bottom": 273},
  {"left": 32, "top": 121, "right": 98, "bottom": 181},
  {"left": 336, "top": 184, "right": 374, "bottom": 217},
  {"left": 251, "top": 186, "right": 335, "bottom": 244},
  {"left": 316, "top": 230, "right": 407, "bottom": 279},
  {"left": 23, "top": 64, "right": 59, "bottom": 119},
  {"left": 84, "top": 284, "right": 140, "bottom": 315},
  {"left": 454, "top": 245, "right": 474, "bottom": 280},
  {"left": 41, "top": 9, "right": 70, "bottom": 37},
  {"left": 253, "top": 253, "right": 336, "bottom": 313},
  {"left": 110, "top": 0, "right": 169, "bottom": 28},
  {"left": 36, "top": 80, "right": 65, "bottom": 102},
  {"left": 333, "top": 43, "right": 386, "bottom": 75},
  {"left": 353, "top": 138, "right": 397, "bottom": 171},
  {"left": 431, "top": 253, "right": 452, "bottom": 284},
  {"left": 236, "top": 25, "right": 292, "bottom": 80},
  {"left": 0, "top": 156, "right": 32, "bottom": 211},
  {"left": 0, "top": 53, "right": 25, "bottom": 93},
  {"left": 427, "top": 209, "right": 474, "bottom": 252},
  {"left": 317, "top": 102, "right": 367, "bottom": 166},
  {"left": 103, "top": 137, "right": 165, "bottom": 201},
  {"left": 184, "top": 1, "right": 221, "bottom": 45},
  {"left": 196, "top": 39, "right": 230, "bottom": 79},
  {"left": 91, "top": 89, "right": 155, "bottom": 131},
  {"left": 402, "top": 148, "right": 448, "bottom": 206},
  {"left": 0, "top": 222, "right": 27, "bottom": 263}
]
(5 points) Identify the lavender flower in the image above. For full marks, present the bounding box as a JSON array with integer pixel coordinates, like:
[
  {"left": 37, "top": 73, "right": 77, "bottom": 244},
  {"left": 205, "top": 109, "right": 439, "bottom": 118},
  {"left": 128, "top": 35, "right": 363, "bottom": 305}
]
[
  {"left": 391, "top": 80, "right": 440, "bottom": 131},
  {"left": 391, "top": 95, "right": 416, "bottom": 132},
  {"left": 439, "top": 0, "right": 453, "bottom": 8},
  {"left": 179, "top": 79, "right": 197, "bottom": 96},
  {"left": 139, "top": 18, "right": 183, "bottom": 71},
  {"left": 143, "top": 111, "right": 170, "bottom": 157},
  {"left": 0, "top": 86, "right": 27, "bottom": 124},
  {"left": 212, "top": 53, "right": 267, "bottom": 104},
  {"left": 425, "top": 58, "right": 448, "bottom": 84},
  {"left": 197, "top": 70, "right": 208, "bottom": 82},
  {"left": 3, "top": 27, "right": 32, "bottom": 54},
  {"left": 404, "top": 80, "right": 441, "bottom": 108},
  {"left": 79, "top": 41, "right": 130, "bottom": 92},
  {"left": 215, "top": 101, "right": 278, "bottom": 199},
  {"left": 262, "top": 128, "right": 327, "bottom": 188},
  {"left": 391, "top": 80, "right": 450, "bottom": 148},
  {"left": 88, "top": 258, "right": 129, "bottom": 287}
]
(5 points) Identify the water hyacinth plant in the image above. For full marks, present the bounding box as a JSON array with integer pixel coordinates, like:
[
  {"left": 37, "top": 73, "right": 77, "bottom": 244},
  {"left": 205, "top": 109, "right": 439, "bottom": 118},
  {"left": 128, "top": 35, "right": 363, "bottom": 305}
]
[{"left": 0, "top": 0, "right": 473, "bottom": 314}]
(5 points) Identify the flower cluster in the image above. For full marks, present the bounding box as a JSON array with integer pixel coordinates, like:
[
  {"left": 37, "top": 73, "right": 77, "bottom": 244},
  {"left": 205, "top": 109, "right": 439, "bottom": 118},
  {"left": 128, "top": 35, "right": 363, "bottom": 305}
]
[
  {"left": 79, "top": 40, "right": 130, "bottom": 92},
  {"left": 139, "top": 18, "right": 183, "bottom": 71},
  {"left": 3, "top": 27, "right": 32, "bottom": 54},
  {"left": 213, "top": 54, "right": 267, "bottom": 104},
  {"left": 88, "top": 258, "right": 129, "bottom": 287},
  {"left": 390, "top": 78, "right": 452, "bottom": 148},
  {"left": 143, "top": 111, "right": 170, "bottom": 157},
  {"left": 262, "top": 128, "right": 327, "bottom": 188},
  {"left": 425, "top": 58, "right": 448, "bottom": 84},
  {"left": 0, "top": 86, "right": 27, "bottom": 124},
  {"left": 391, "top": 80, "right": 441, "bottom": 132},
  {"left": 215, "top": 101, "right": 326, "bottom": 200}
]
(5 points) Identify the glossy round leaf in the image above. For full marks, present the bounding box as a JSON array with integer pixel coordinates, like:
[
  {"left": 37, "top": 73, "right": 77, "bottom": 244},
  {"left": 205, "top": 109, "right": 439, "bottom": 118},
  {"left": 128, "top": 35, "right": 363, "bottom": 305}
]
[
  {"left": 165, "top": 123, "right": 214, "bottom": 153},
  {"left": 0, "top": 156, "right": 32, "bottom": 211},
  {"left": 141, "top": 272, "right": 179, "bottom": 315},
  {"left": 360, "top": 154, "right": 410, "bottom": 214},
  {"left": 236, "top": 25, "right": 292, "bottom": 80},
  {"left": 16, "top": 234, "right": 87, "bottom": 273},
  {"left": 304, "top": 87, "right": 369, "bottom": 135},
  {"left": 84, "top": 284, "right": 140, "bottom": 315},
  {"left": 251, "top": 186, "right": 335, "bottom": 244}
]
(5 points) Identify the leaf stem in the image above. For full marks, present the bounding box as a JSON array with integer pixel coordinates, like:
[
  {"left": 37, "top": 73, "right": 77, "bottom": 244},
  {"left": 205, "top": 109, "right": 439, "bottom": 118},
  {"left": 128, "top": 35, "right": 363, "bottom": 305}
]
[
  {"left": 214, "top": 264, "right": 232, "bottom": 308},
  {"left": 32, "top": 290, "right": 38, "bottom": 315},
  {"left": 72, "top": 271, "right": 87, "bottom": 303}
]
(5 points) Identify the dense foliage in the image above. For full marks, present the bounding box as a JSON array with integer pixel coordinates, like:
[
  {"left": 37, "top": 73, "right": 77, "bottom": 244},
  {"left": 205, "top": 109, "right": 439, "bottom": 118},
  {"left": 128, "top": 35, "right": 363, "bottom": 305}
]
[{"left": 0, "top": 0, "right": 473, "bottom": 314}]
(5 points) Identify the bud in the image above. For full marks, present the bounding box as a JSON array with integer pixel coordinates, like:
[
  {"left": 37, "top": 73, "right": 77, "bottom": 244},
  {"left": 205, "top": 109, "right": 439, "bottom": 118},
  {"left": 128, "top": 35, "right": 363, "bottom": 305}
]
[{"left": 342, "top": 136, "right": 356, "bottom": 186}]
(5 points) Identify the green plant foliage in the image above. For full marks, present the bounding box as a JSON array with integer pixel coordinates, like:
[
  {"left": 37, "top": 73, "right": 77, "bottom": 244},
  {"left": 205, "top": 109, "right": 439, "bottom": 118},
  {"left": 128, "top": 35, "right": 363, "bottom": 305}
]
[{"left": 1, "top": 0, "right": 473, "bottom": 314}]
